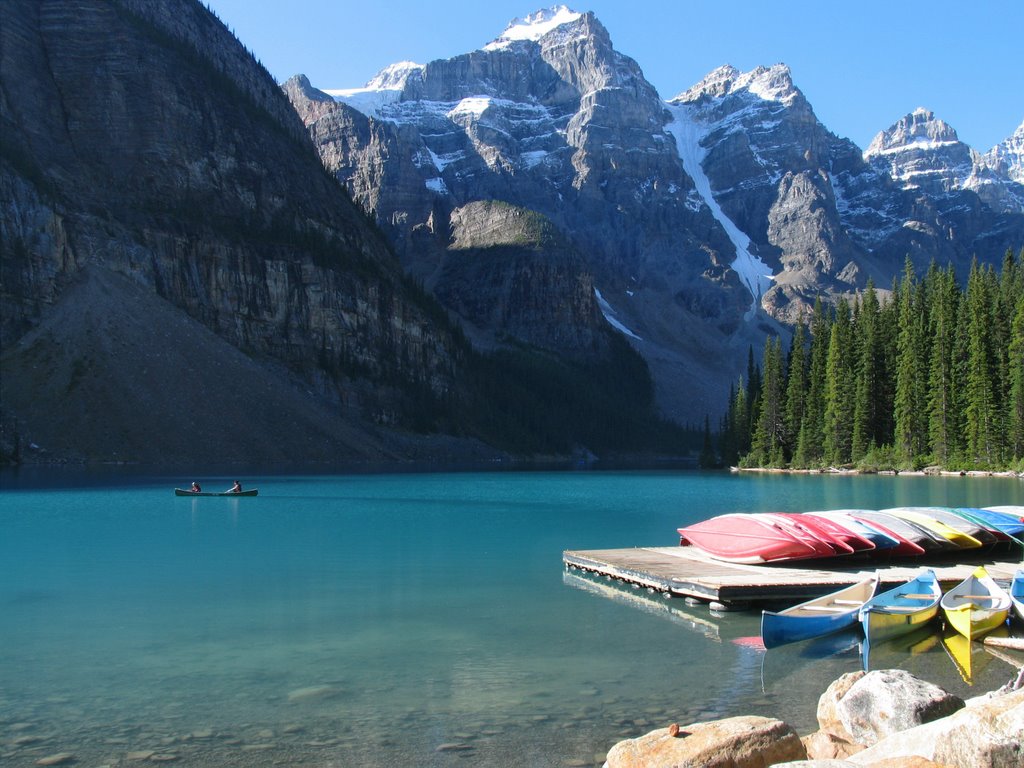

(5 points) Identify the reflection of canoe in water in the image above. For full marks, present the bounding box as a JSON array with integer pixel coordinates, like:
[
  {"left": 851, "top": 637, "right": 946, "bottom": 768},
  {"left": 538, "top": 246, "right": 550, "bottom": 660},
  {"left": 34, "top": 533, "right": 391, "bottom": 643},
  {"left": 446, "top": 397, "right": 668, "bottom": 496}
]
[
  {"left": 761, "top": 575, "right": 878, "bottom": 649},
  {"left": 859, "top": 569, "right": 941, "bottom": 644},
  {"left": 174, "top": 488, "right": 259, "bottom": 497},
  {"left": 862, "top": 625, "right": 942, "bottom": 672},
  {"left": 940, "top": 566, "right": 1010, "bottom": 639},
  {"left": 941, "top": 626, "right": 1007, "bottom": 684}
]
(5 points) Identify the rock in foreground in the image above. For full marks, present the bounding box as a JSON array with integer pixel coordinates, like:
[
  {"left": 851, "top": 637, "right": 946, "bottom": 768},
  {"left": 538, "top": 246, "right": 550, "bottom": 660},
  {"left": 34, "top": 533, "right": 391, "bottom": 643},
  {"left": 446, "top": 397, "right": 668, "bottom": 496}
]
[{"left": 604, "top": 715, "right": 805, "bottom": 768}]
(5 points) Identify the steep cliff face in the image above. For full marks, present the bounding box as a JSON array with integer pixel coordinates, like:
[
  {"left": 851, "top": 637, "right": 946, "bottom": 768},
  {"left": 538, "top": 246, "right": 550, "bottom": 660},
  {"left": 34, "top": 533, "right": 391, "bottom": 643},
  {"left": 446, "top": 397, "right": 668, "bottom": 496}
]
[
  {"left": 288, "top": 8, "right": 1024, "bottom": 429},
  {"left": 0, "top": 0, "right": 470, "bottom": 461},
  {"left": 285, "top": 11, "right": 758, "bottom": 423}
]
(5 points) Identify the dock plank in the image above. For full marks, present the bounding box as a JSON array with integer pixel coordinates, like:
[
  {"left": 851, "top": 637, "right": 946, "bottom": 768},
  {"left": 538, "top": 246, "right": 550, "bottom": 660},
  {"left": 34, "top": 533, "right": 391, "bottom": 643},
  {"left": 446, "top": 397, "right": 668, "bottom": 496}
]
[{"left": 563, "top": 546, "right": 1023, "bottom": 605}]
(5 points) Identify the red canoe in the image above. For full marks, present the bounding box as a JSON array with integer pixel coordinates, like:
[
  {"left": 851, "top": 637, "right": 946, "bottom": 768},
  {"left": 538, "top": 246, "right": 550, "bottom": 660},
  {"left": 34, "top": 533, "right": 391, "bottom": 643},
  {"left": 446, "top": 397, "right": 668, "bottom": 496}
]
[{"left": 678, "top": 513, "right": 835, "bottom": 564}]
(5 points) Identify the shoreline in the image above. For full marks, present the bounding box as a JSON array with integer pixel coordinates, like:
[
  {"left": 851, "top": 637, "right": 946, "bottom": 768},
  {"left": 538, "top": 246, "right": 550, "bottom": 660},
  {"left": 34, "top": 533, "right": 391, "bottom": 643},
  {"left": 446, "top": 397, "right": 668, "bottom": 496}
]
[{"left": 733, "top": 465, "right": 1024, "bottom": 479}]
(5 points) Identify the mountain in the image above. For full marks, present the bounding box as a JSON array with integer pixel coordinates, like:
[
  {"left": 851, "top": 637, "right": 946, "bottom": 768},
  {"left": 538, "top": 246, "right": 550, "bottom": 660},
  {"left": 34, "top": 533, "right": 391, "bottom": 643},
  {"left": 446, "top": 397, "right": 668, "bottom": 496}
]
[
  {"left": 285, "top": 7, "right": 1024, "bottom": 423},
  {"left": 1, "top": 0, "right": 687, "bottom": 465}
]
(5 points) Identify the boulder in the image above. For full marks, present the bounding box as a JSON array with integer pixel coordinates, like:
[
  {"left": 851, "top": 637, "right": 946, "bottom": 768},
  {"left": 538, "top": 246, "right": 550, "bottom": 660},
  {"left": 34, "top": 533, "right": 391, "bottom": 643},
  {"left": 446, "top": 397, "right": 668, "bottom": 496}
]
[
  {"left": 603, "top": 715, "right": 805, "bottom": 768},
  {"left": 816, "top": 669, "right": 963, "bottom": 745},
  {"left": 801, "top": 729, "right": 863, "bottom": 760},
  {"left": 848, "top": 687, "right": 1024, "bottom": 767}
]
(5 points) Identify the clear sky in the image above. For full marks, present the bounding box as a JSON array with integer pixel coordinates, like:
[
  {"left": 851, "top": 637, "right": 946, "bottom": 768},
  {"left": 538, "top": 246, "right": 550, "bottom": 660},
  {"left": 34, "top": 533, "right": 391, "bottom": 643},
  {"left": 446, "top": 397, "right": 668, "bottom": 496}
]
[{"left": 204, "top": 0, "right": 1023, "bottom": 152}]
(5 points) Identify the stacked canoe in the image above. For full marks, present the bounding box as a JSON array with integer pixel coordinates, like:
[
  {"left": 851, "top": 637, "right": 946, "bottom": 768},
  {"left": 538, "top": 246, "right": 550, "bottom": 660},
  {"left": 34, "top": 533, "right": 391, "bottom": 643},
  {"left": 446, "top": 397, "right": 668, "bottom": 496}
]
[{"left": 678, "top": 506, "right": 1024, "bottom": 565}]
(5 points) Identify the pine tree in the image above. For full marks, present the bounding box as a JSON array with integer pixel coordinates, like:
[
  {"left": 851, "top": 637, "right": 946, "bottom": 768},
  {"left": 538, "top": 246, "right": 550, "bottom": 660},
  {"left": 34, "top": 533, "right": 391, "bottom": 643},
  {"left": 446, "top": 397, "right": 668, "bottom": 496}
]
[
  {"left": 794, "top": 298, "right": 830, "bottom": 467},
  {"left": 852, "top": 281, "right": 885, "bottom": 460},
  {"left": 893, "top": 259, "right": 928, "bottom": 465},
  {"left": 823, "top": 300, "right": 855, "bottom": 465},
  {"left": 784, "top": 321, "right": 809, "bottom": 461},
  {"left": 751, "top": 337, "right": 786, "bottom": 466},
  {"left": 699, "top": 414, "right": 717, "bottom": 468},
  {"left": 926, "top": 266, "right": 961, "bottom": 464},
  {"left": 962, "top": 261, "right": 1001, "bottom": 465},
  {"left": 1008, "top": 292, "right": 1024, "bottom": 462}
]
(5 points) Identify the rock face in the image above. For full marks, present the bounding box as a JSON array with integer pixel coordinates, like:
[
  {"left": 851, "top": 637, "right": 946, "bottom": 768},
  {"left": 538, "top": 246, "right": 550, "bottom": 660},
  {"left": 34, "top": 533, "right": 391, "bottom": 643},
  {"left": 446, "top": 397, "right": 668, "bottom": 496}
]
[
  {"left": 0, "top": 0, "right": 474, "bottom": 461},
  {"left": 847, "top": 687, "right": 1024, "bottom": 767},
  {"left": 286, "top": 10, "right": 1024, "bottom": 423},
  {"left": 603, "top": 716, "right": 806, "bottom": 768},
  {"left": 816, "top": 670, "right": 964, "bottom": 747}
]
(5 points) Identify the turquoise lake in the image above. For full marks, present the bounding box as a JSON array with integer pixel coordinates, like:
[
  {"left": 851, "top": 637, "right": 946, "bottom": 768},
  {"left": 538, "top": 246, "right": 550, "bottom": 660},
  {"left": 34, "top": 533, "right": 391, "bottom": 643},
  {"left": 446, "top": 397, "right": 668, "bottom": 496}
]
[{"left": 2, "top": 469, "right": 1023, "bottom": 766}]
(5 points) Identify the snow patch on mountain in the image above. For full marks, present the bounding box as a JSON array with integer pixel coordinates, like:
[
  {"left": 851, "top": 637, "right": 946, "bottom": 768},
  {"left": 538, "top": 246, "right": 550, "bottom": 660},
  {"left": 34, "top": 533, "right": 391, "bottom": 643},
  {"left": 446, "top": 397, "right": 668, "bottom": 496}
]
[
  {"left": 483, "top": 6, "right": 583, "bottom": 51},
  {"left": 594, "top": 288, "right": 641, "bottom": 340},
  {"left": 664, "top": 103, "right": 774, "bottom": 318}
]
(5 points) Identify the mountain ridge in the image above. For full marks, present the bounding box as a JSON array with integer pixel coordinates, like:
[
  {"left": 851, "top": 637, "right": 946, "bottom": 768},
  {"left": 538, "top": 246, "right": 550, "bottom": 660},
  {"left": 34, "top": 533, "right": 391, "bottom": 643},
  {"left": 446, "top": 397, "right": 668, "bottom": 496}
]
[{"left": 285, "top": 6, "right": 1023, "bottom": 422}]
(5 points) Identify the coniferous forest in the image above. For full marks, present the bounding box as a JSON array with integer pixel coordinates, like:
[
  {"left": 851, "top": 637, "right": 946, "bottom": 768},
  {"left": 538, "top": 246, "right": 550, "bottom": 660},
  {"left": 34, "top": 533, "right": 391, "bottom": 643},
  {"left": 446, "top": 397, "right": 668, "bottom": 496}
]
[{"left": 719, "top": 248, "right": 1024, "bottom": 472}]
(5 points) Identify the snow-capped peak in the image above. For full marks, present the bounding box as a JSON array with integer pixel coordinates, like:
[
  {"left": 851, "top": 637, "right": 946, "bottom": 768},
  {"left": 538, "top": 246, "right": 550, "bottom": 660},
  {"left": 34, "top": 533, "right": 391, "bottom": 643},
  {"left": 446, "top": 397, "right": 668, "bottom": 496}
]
[
  {"left": 864, "top": 108, "right": 961, "bottom": 158},
  {"left": 671, "top": 64, "right": 798, "bottom": 106},
  {"left": 365, "top": 61, "right": 425, "bottom": 91},
  {"left": 482, "top": 6, "right": 583, "bottom": 51}
]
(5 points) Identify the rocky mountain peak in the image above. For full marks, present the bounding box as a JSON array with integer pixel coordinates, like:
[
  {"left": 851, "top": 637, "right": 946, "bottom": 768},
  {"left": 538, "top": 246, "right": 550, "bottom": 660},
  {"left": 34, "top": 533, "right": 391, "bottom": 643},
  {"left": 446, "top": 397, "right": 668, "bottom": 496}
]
[
  {"left": 482, "top": 5, "right": 584, "bottom": 51},
  {"left": 672, "top": 63, "right": 799, "bottom": 106},
  {"left": 985, "top": 119, "right": 1024, "bottom": 183},
  {"left": 865, "top": 108, "right": 961, "bottom": 157},
  {"left": 366, "top": 60, "right": 425, "bottom": 90}
]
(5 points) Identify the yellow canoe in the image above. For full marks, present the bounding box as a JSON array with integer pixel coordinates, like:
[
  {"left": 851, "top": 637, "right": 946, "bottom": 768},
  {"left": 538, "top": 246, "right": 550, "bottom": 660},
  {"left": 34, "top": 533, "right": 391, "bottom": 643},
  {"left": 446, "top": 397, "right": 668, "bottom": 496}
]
[
  {"left": 940, "top": 566, "right": 1011, "bottom": 639},
  {"left": 882, "top": 507, "right": 983, "bottom": 549}
]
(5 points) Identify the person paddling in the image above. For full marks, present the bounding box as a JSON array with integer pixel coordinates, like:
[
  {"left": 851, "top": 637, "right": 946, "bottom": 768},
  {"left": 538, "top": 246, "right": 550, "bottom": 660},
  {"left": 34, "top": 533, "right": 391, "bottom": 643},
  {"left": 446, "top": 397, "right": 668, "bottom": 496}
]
[{"left": 228, "top": 480, "right": 242, "bottom": 493}]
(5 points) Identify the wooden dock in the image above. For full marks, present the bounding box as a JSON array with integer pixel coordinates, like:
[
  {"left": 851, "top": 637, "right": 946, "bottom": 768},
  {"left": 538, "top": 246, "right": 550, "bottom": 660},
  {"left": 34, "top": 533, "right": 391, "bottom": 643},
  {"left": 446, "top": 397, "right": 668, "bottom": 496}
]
[{"left": 563, "top": 546, "right": 1023, "bottom": 608}]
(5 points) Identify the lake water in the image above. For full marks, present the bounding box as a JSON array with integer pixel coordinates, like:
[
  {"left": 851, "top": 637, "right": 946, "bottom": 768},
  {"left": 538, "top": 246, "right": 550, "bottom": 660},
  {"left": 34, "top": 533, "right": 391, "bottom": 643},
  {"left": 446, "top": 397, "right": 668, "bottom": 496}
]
[{"left": 2, "top": 469, "right": 1023, "bottom": 766}]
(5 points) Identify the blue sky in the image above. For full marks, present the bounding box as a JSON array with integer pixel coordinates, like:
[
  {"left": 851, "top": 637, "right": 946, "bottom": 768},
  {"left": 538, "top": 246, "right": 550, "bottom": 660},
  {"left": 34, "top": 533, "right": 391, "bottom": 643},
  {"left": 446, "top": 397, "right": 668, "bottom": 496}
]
[{"left": 204, "top": 0, "right": 1023, "bottom": 152}]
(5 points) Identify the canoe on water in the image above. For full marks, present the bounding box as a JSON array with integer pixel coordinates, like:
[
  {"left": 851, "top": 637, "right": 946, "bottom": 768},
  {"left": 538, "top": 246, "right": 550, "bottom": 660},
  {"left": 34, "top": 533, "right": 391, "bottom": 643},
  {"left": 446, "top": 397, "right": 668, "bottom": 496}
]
[
  {"left": 940, "top": 566, "right": 1010, "bottom": 640},
  {"left": 174, "top": 488, "right": 259, "bottom": 497},
  {"left": 761, "top": 574, "right": 879, "bottom": 649},
  {"left": 859, "top": 569, "right": 941, "bottom": 645}
]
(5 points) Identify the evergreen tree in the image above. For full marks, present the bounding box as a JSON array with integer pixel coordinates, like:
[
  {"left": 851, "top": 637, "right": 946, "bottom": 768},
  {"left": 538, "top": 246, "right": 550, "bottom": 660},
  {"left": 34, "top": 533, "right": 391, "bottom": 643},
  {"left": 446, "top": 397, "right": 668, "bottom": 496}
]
[
  {"left": 893, "top": 259, "right": 928, "bottom": 464},
  {"left": 750, "top": 337, "right": 786, "bottom": 466},
  {"left": 731, "top": 378, "right": 751, "bottom": 460},
  {"left": 823, "top": 300, "right": 855, "bottom": 465},
  {"left": 719, "top": 382, "right": 739, "bottom": 467},
  {"left": 962, "top": 261, "right": 1002, "bottom": 465},
  {"left": 794, "top": 298, "right": 830, "bottom": 467},
  {"left": 926, "top": 265, "right": 961, "bottom": 463},
  {"left": 784, "top": 321, "right": 809, "bottom": 461},
  {"left": 699, "top": 414, "right": 717, "bottom": 468},
  {"left": 852, "top": 281, "right": 885, "bottom": 460},
  {"left": 1008, "top": 292, "right": 1024, "bottom": 462}
]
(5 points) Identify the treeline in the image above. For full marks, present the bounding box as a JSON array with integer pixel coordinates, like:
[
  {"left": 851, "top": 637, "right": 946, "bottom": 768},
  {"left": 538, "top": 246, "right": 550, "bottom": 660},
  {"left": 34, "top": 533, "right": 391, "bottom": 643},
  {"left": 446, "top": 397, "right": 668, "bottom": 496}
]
[{"left": 718, "top": 248, "right": 1024, "bottom": 472}]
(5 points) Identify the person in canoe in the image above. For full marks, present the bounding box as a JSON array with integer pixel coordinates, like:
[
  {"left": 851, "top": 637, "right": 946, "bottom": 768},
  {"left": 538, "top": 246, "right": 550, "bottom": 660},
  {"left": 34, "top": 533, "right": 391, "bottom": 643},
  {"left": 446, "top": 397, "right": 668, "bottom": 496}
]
[
  {"left": 191, "top": 481, "right": 202, "bottom": 493},
  {"left": 227, "top": 480, "right": 243, "bottom": 493}
]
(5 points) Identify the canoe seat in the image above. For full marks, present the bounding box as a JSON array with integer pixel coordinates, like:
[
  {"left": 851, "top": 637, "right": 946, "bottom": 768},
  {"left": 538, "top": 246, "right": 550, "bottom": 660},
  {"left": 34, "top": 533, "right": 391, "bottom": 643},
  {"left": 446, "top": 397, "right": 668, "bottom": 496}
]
[
  {"left": 872, "top": 606, "right": 923, "bottom": 613},
  {"left": 833, "top": 599, "right": 864, "bottom": 605},
  {"left": 896, "top": 593, "right": 936, "bottom": 599},
  {"left": 801, "top": 605, "right": 849, "bottom": 613}
]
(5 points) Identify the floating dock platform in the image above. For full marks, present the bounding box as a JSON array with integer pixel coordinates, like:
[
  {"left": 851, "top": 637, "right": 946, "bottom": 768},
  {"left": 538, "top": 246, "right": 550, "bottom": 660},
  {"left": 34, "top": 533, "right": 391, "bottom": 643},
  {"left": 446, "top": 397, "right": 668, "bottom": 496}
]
[{"left": 563, "top": 546, "right": 1023, "bottom": 608}]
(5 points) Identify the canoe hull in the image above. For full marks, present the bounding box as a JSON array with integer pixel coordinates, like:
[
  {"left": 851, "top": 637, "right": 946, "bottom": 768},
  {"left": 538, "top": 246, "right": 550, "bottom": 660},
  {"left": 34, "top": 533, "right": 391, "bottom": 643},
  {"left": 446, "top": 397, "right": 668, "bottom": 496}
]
[
  {"left": 175, "top": 488, "right": 259, "bottom": 497},
  {"left": 859, "top": 571, "right": 941, "bottom": 644},
  {"left": 678, "top": 514, "right": 824, "bottom": 563},
  {"left": 761, "top": 575, "right": 878, "bottom": 649},
  {"left": 939, "top": 566, "right": 1011, "bottom": 640}
]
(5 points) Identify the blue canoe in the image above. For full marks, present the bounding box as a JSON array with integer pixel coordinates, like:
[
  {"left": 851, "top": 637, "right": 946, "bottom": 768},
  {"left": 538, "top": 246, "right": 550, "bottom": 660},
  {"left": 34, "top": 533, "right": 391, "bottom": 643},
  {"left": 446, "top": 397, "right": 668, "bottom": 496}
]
[
  {"left": 859, "top": 570, "right": 941, "bottom": 645},
  {"left": 1011, "top": 570, "right": 1024, "bottom": 626},
  {"left": 968, "top": 507, "right": 1024, "bottom": 537},
  {"left": 761, "top": 574, "right": 878, "bottom": 649}
]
